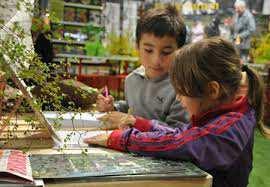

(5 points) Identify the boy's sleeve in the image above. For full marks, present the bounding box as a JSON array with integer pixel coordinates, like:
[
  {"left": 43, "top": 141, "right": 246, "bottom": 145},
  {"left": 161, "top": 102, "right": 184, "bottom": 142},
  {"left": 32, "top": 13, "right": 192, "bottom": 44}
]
[
  {"left": 114, "top": 100, "right": 129, "bottom": 113},
  {"left": 108, "top": 113, "right": 255, "bottom": 171},
  {"left": 165, "top": 98, "right": 189, "bottom": 128}
]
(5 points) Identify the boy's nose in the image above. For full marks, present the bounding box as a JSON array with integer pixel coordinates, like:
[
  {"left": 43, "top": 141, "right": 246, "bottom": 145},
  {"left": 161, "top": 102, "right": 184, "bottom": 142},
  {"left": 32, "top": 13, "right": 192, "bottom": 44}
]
[{"left": 152, "top": 55, "right": 162, "bottom": 66}]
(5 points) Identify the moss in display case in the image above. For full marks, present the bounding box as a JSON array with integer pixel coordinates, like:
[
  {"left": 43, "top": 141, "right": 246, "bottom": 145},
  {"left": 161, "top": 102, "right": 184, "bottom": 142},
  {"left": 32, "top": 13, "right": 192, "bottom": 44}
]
[
  {"left": 64, "top": 7, "right": 76, "bottom": 22},
  {"left": 53, "top": 44, "right": 64, "bottom": 54},
  {"left": 89, "top": 10, "right": 101, "bottom": 25},
  {"left": 30, "top": 152, "right": 207, "bottom": 179},
  {"left": 81, "top": 0, "right": 91, "bottom": 5},
  {"left": 63, "top": 45, "right": 85, "bottom": 55},
  {"left": 76, "top": 8, "right": 88, "bottom": 23},
  {"left": 90, "top": 0, "right": 102, "bottom": 6},
  {"left": 58, "top": 79, "right": 99, "bottom": 109},
  {"left": 51, "top": 24, "right": 64, "bottom": 39}
]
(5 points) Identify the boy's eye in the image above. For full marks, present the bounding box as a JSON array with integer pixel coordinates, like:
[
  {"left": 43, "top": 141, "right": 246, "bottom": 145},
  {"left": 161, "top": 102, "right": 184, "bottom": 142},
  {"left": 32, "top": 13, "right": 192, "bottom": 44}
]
[
  {"left": 144, "top": 49, "right": 153, "bottom": 53},
  {"left": 161, "top": 51, "right": 173, "bottom": 56}
]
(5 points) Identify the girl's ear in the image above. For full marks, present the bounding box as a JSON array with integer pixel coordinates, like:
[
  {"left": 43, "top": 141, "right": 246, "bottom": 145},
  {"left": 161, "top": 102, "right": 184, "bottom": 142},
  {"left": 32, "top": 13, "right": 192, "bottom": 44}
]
[{"left": 207, "top": 81, "right": 220, "bottom": 100}]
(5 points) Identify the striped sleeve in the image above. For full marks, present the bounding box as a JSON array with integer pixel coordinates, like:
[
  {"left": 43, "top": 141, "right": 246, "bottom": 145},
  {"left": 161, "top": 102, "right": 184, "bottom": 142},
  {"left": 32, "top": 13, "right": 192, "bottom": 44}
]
[{"left": 108, "top": 110, "right": 256, "bottom": 171}]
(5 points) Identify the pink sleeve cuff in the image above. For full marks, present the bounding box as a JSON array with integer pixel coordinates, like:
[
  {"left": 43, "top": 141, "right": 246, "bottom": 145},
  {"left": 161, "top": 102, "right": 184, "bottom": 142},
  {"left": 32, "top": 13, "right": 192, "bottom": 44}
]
[
  {"left": 107, "top": 130, "right": 125, "bottom": 151},
  {"left": 134, "top": 117, "right": 152, "bottom": 132}
]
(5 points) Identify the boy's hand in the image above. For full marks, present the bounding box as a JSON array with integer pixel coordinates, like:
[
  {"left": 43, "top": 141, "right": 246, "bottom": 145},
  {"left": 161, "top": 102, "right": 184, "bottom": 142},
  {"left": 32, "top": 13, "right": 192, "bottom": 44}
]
[
  {"left": 83, "top": 132, "right": 111, "bottom": 147},
  {"left": 96, "top": 94, "right": 114, "bottom": 112},
  {"left": 98, "top": 111, "right": 136, "bottom": 130}
]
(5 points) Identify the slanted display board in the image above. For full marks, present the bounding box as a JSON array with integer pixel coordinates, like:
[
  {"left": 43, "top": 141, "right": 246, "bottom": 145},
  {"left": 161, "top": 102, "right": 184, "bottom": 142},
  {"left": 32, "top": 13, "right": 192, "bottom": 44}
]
[{"left": 30, "top": 150, "right": 207, "bottom": 180}]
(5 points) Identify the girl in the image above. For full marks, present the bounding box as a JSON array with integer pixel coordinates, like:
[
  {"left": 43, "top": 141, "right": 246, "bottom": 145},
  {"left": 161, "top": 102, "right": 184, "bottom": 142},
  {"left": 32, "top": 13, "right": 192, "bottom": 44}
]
[{"left": 84, "top": 37, "right": 265, "bottom": 187}]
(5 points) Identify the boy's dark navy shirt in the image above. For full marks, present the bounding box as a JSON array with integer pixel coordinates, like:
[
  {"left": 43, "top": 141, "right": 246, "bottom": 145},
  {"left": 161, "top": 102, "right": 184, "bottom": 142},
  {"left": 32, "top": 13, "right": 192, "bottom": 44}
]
[{"left": 108, "top": 96, "right": 255, "bottom": 187}]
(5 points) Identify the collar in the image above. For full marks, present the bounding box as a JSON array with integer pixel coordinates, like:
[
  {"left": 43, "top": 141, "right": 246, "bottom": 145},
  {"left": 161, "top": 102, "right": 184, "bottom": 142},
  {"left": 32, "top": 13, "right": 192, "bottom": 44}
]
[
  {"left": 134, "top": 65, "right": 169, "bottom": 82},
  {"left": 191, "top": 96, "right": 249, "bottom": 127},
  {"left": 133, "top": 65, "right": 146, "bottom": 77}
]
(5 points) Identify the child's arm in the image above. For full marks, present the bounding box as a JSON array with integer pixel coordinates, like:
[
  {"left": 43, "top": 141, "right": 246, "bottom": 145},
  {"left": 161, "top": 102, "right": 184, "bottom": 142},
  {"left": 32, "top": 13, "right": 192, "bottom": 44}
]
[{"left": 107, "top": 111, "right": 255, "bottom": 171}]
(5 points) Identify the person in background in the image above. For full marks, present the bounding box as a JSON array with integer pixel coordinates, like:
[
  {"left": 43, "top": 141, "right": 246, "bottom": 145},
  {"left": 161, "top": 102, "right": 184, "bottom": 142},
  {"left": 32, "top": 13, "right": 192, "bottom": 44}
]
[
  {"left": 231, "top": 0, "right": 256, "bottom": 63},
  {"left": 204, "top": 13, "right": 221, "bottom": 38},
  {"left": 191, "top": 18, "right": 204, "bottom": 43},
  {"left": 34, "top": 31, "right": 54, "bottom": 65},
  {"left": 85, "top": 37, "right": 265, "bottom": 187},
  {"left": 96, "top": 5, "right": 188, "bottom": 127}
]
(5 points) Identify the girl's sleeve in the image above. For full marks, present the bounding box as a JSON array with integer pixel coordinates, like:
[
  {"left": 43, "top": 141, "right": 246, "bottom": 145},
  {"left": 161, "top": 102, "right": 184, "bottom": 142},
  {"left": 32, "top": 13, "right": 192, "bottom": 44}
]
[{"left": 107, "top": 112, "right": 255, "bottom": 171}]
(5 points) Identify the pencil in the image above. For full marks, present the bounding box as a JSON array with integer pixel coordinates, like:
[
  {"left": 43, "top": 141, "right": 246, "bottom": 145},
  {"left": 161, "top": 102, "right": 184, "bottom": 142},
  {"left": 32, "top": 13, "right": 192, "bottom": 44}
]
[{"left": 104, "top": 85, "right": 108, "bottom": 97}]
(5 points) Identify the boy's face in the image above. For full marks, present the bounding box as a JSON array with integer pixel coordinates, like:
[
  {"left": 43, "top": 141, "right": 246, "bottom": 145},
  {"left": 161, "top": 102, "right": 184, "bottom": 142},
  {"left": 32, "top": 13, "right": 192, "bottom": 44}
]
[{"left": 137, "top": 33, "right": 178, "bottom": 79}]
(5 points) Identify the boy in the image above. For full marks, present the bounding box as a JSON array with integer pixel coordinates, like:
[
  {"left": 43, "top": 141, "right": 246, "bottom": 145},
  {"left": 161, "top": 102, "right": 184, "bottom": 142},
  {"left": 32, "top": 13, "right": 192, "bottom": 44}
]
[{"left": 97, "top": 5, "right": 188, "bottom": 127}]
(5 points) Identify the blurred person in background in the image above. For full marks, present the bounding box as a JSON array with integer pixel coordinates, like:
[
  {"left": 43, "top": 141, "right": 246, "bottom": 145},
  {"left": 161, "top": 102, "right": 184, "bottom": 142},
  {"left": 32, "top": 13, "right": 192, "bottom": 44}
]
[
  {"left": 231, "top": 0, "right": 256, "bottom": 63},
  {"left": 191, "top": 18, "right": 204, "bottom": 43},
  {"left": 204, "top": 13, "right": 221, "bottom": 38}
]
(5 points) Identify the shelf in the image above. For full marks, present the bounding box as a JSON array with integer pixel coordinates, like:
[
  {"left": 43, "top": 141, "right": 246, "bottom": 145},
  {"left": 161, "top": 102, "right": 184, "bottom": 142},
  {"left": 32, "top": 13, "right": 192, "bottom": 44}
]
[
  {"left": 51, "top": 21, "right": 103, "bottom": 28},
  {"left": 51, "top": 21, "right": 87, "bottom": 27},
  {"left": 51, "top": 39, "right": 86, "bottom": 45},
  {"left": 53, "top": 57, "right": 107, "bottom": 65},
  {"left": 54, "top": 53, "right": 139, "bottom": 63},
  {"left": 64, "top": 2, "right": 103, "bottom": 11}
]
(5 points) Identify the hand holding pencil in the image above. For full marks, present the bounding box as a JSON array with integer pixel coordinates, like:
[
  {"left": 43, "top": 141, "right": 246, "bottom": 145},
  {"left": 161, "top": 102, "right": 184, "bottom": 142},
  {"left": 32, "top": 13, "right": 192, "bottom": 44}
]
[{"left": 96, "top": 86, "right": 115, "bottom": 112}]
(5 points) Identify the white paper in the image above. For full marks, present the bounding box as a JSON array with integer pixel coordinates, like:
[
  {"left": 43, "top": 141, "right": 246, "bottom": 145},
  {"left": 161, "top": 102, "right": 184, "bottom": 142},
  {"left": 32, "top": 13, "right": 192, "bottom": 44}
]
[
  {"left": 43, "top": 111, "right": 106, "bottom": 129},
  {"left": 54, "top": 130, "right": 112, "bottom": 149}
]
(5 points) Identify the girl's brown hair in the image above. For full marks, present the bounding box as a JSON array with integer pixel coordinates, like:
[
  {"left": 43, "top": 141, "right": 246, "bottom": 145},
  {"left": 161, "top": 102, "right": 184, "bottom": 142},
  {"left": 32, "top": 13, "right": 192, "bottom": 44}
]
[{"left": 170, "top": 37, "right": 264, "bottom": 124}]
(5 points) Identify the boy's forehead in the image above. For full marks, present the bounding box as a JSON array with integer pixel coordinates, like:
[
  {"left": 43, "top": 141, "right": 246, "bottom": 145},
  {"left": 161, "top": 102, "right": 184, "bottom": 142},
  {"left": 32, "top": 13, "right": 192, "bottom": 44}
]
[{"left": 139, "top": 33, "right": 177, "bottom": 47}]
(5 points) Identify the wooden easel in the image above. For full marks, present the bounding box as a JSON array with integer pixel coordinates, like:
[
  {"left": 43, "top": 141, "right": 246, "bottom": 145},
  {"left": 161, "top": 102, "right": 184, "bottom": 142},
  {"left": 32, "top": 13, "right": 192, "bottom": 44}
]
[{"left": 0, "top": 55, "right": 60, "bottom": 149}]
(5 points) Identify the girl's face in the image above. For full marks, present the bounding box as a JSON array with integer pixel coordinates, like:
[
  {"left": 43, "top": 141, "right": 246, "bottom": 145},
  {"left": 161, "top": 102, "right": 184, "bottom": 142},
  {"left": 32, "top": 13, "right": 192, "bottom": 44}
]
[
  {"left": 137, "top": 33, "right": 178, "bottom": 79},
  {"left": 176, "top": 81, "right": 222, "bottom": 117},
  {"left": 176, "top": 95, "right": 214, "bottom": 117}
]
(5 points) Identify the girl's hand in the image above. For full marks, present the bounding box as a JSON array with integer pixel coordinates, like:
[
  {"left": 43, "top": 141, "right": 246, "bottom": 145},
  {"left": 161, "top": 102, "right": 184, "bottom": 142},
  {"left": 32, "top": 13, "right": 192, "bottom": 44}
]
[
  {"left": 98, "top": 111, "right": 136, "bottom": 130},
  {"left": 96, "top": 94, "right": 114, "bottom": 112},
  {"left": 83, "top": 132, "right": 111, "bottom": 147}
]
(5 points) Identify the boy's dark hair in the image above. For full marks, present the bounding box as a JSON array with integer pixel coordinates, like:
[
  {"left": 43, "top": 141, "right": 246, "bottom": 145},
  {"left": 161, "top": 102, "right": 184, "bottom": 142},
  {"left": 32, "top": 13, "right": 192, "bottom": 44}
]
[
  {"left": 136, "top": 5, "right": 186, "bottom": 48},
  {"left": 170, "top": 37, "right": 264, "bottom": 124}
]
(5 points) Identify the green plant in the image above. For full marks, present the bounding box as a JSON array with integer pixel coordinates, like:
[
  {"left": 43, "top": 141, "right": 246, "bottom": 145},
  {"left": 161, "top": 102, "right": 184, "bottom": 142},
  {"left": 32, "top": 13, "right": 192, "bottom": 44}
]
[
  {"left": 0, "top": 1, "right": 94, "bottom": 153},
  {"left": 85, "top": 24, "right": 106, "bottom": 56},
  {"left": 251, "top": 33, "right": 270, "bottom": 64},
  {"left": 106, "top": 31, "right": 138, "bottom": 57}
]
